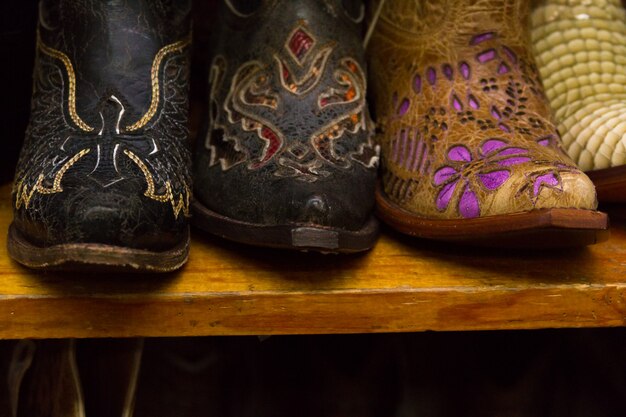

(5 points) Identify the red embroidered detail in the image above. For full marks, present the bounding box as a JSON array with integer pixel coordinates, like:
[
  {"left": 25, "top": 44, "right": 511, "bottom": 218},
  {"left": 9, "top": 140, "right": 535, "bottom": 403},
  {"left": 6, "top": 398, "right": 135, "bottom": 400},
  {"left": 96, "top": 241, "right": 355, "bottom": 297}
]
[
  {"left": 249, "top": 126, "right": 282, "bottom": 169},
  {"left": 288, "top": 28, "right": 314, "bottom": 62}
]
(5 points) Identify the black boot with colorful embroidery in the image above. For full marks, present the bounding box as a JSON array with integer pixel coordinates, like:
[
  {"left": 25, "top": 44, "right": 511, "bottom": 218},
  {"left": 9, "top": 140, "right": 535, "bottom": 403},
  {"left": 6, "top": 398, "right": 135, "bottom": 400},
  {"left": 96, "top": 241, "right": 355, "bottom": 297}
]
[
  {"left": 8, "top": 0, "right": 193, "bottom": 271},
  {"left": 193, "top": 0, "right": 380, "bottom": 252}
]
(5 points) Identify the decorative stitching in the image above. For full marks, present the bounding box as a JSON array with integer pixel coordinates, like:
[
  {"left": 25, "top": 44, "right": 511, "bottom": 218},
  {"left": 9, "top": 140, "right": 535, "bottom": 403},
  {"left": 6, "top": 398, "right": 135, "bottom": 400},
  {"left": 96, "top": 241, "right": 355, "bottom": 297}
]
[
  {"left": 37, "top": 34, "right": 94, "bottom": 132},
  {"left": 125, "top": 36, "right": 191, "bottom": 131},
  {"left": 15, "top": 149, "right": 91, "bottom": 209},
  {"left": 274, "top": 47, "right": 333, "bottom": 96},
  {"left": 123, "top": 149, "right": 190, "bottom": 218}
]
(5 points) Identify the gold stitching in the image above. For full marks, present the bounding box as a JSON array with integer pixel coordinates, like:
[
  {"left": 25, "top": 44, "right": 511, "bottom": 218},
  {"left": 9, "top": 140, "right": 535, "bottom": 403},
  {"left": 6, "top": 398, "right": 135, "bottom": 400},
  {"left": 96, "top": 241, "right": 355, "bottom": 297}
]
[
  {"left": 125, "top": 37, "right": 191, "bottom": 131},
  {"left": 14, "top": 179, "right": 37, "bottom": 210},
  {"left": 37, "top": 34, "right": 94, "bottom": 132},
  {"left": 274, "top": 46, "right": 333, "bottom": 96},
  {"left": 123, "top": 149, "right": 190, "bottom": 218},
  {"left": 15, "top": 149, "right": 91, "bottom": 209}
]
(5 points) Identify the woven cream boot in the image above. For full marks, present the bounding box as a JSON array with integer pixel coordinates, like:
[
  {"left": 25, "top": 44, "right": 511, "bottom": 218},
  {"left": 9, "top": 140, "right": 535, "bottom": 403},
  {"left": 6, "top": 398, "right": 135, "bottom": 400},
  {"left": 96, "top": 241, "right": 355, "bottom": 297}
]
[{"left": 531, "top": 0, "right": 626, "bottom": 201}]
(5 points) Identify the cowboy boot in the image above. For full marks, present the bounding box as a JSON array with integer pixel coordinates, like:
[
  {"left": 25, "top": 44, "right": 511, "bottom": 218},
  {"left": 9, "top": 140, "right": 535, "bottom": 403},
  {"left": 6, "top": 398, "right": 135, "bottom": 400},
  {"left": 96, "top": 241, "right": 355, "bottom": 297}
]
[
  {"left": 531, "top": 0, "right": 626, "bottom": 203},
  {"left": 8, "top": 0, "right": 192, "bottom": 271},
  {"left": 367, "top": 0, "right": 608, "bottom": 247},
  {"left": 193, "top": 0, "right": 380, "bottom": 252}
]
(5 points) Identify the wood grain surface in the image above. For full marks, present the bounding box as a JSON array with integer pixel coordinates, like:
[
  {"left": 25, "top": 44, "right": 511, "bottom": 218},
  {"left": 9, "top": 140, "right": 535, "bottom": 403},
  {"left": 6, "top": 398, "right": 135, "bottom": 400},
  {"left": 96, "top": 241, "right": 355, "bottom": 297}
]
[{"left": 0, "top": 185, "right": 625, "bottom": 339}]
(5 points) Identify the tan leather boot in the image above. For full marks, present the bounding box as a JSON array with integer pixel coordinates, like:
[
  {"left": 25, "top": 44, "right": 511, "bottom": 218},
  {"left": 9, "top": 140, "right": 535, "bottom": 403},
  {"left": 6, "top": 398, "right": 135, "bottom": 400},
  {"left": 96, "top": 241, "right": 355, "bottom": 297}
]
[
  {"left": 531, "top": 0, "right": 626, "bottom": 203},
  {"left": 367, "top": 0, "right": 608, "bottom": 246}
]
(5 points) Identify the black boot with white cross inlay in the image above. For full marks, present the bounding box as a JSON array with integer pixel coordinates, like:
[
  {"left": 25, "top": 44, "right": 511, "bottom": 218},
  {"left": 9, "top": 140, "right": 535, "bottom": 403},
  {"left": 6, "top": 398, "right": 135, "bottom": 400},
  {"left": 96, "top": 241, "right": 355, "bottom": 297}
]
[{"left": 8, "top": 0, "right": 192, "bottom": 272}]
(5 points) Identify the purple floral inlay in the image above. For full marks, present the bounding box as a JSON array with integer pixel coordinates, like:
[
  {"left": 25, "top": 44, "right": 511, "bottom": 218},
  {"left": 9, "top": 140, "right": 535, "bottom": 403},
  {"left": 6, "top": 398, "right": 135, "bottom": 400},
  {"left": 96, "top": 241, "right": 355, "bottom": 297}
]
[
  {"left": 536, "top": 135, "right": 553, "bottom": 147},
  {"left": 479, "top": 139, "right": 531, "bottom": 166},
  {"left": 458, "top": 185, "right": 480, "bottom": 218},
  {"left": 502, "top": 46, "right": 518, "bottom": 64},
  {"left": 452, "top": 94, "right": 463, "bottom": 112},
  {"left": 498, "top": 123, "right": 511, "bottom": 133},
  {"left": 477, "top": 49, "right": 497, "bottom": 63},
  {"left": 468, "top": 94, "right": 480, "bottom": 110},
  {"left": 404, "top": 133, "right": 416, "bottom": 169},
  {"left": 480, "top": 139, "right": 507, "bottom": 155},
  {"left": 433, "top": 140, "right": 530, "bottom": 219},
  {"left": 448, "top": 145, "right": 472, "bottom": 162},
  {"left": 470, "top": 32, "right": 496, "bottom": 45},
  {"left": 533, "top": 172, "right": 560, "bottom": 197},
  {"left": 442, "top": 64, "right": 453, "bottom": 80},
  {"left": 392, "top": 131, "right": 401, "bottom": 162},
  {"left": 478, "top": 170, "right": 511, "bottom": 190},
  {"left": 498, "top": 63, "right": 510, "bottom": 74},
  {"left": 398, "top": 129, "right": 408, "bottom": 165},
  {"left": 413, "top": 74, "right": 422, "bottom": 94},
  {"left": 427, "top": 67, "right": 437, "bottom": 85},
  {"left": 490, "top": 106, "right": 501, "bottom": 120},
  {"left": 397, "top": 98, "right": 410, "bottom": 116},
  {"left": 436, "top": 181, "right": 458, "bottom": 211},
  {"left": 413, "top": 138, "right": 430, "bottom": 172},
  {"left": 433, "top": 166, "right": 457, "bottom": 185},
  {"left": 459, "top": 62, "right": 471, "bottom": 80}
]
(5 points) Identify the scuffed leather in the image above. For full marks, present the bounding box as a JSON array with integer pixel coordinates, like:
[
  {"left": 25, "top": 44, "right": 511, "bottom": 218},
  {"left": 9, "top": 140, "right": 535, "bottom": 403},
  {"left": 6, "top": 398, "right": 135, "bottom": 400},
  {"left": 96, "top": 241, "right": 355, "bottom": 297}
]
[
  {"left": 368, "top": 0, "right": 598, "bottom": 220},
  {"left": 194, "top": 0, "right": 379, "bottom": 231},
  {"left": 12, "top": 0, "right": 192, "bottom": 250}
]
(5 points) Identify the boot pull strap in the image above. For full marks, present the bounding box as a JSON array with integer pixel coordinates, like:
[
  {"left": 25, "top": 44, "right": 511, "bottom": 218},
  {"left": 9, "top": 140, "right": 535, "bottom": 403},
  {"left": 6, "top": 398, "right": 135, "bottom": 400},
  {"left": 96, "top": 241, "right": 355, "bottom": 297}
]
[{"left": 363, "top": 0, "right": 386, "bottom": 49}]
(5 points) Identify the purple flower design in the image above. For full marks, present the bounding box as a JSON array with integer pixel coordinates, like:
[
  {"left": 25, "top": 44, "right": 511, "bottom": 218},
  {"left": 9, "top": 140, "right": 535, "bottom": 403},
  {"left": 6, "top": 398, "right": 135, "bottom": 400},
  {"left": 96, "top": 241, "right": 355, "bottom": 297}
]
[
  {"left": 392, "top": 91, "right": 410, "bottom": 117},
  {"left": 533, "top": 172, "right": 560, "bottom": 198},
  {"left": 433, "top": 139, "right": 531, "bottom": 218}
]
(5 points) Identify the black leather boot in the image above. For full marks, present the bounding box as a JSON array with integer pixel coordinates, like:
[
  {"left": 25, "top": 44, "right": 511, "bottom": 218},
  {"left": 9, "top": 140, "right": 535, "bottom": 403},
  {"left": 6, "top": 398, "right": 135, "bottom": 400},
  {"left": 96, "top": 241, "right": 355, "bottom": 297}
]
[
  {"left": 8, "top": 0, "right": 193, "bottom": 271},
  {"left": 193, "top": 0, "right": 379, "bottom": 253}
]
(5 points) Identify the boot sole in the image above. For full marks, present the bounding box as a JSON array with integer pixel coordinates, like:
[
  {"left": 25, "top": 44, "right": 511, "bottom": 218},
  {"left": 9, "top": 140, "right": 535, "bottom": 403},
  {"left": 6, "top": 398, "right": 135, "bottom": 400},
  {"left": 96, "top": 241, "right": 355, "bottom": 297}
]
[
  {"left": 191, "top": 199, "right": 379, "bottom": 253},
  {"left": 7, "top": 223, "right": 190, "bottom": 273},
  {"left": 376, "top": 186, "right": 609, "bottom": 248}
]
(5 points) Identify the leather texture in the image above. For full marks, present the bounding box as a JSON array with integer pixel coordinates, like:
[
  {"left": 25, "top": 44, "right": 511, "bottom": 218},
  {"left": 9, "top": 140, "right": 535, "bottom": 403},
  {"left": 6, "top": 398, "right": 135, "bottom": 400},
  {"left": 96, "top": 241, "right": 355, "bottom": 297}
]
[
  {"left": 12, "top": 0, "right": 192, "bottom": 251},
  {"left": 194, "top": 0, "right": 379, "bottom": 232},
  {"left": 531, "top": 0, "right": 626, "bottom": 172},
  {"left": 368, "top": 0, "right": 598, "bottom": 220}
]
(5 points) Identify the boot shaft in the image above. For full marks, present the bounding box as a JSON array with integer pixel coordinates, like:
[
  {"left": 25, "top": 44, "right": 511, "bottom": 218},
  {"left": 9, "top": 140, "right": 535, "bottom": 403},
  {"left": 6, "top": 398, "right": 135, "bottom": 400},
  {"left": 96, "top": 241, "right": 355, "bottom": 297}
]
[
  {"left": 37, "top": 0, "right": 192, "bottom": 127},
  {"left": 373, "top": 0, "right": 532, "bottom": 54}
]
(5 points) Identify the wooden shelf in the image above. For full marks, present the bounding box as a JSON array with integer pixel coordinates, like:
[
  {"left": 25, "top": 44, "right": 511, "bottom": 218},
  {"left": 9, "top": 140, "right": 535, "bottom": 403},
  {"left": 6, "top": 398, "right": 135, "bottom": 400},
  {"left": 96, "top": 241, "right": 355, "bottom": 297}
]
[{"left": 0, "top": 184, "right": 625, "bottom": 339}]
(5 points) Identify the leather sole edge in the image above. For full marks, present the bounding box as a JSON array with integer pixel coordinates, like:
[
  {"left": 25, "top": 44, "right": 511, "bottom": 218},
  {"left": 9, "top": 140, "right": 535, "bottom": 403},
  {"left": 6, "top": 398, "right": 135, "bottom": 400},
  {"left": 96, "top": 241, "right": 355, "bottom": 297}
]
[
  {"left": 6, "top": 223, "right": 190, "bottom": 273},
  {"left": 375, "top": 186, "right": 610, "bottom": 248},
  {"left": 191, "top": 199, "right": 379, "bottom": 253}
]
